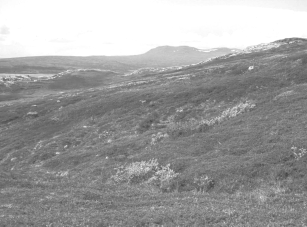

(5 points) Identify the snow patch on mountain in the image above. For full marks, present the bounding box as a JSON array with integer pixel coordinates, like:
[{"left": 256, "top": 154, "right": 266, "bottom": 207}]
[{"left": 198, "top": 49, "right": 217, "bottom": 53}]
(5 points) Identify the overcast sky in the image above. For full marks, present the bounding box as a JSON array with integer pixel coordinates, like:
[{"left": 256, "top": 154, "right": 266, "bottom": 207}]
[{"left": 1, "top": 0, "right": 307, "bottom": 58}]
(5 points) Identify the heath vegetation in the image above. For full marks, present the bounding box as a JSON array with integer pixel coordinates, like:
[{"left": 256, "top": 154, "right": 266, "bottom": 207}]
[{"left": 1, "top": 38, "right": 307, "bottom": 226}]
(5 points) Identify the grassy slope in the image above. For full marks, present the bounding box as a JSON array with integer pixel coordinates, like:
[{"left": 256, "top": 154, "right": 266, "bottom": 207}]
[{"left": 1, "top": 39, "right": 307, "bottom": 226}]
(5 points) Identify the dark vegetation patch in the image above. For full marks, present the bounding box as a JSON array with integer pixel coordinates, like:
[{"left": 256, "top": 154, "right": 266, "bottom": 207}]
[
  {"left": 0, "top": 93, "right": 22, "bottom": 102},
  {"left": 47, "top": 71, "right": 119, "bottom": 90}
]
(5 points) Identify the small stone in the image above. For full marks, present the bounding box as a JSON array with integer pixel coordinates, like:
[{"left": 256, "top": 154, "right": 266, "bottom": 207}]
[{"left": 26, "top": 111, "right": 39, "bottom": 118}]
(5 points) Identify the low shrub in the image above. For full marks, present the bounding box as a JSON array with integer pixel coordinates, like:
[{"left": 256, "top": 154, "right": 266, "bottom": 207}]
[
  {"left": 150, "top": 132, "right": 169, "bottom": 145},
  {"left": 137, "top": 112, "right": 160, "bottom": 133},
  {"left": 108, "top": 159, "right": 179, "bottom": 192},
  {"left": 291, "top": 146, "right": 307, "bottom": 160},
  {"left": 167, "top": 100, "right": 256, "bottom": 137},
  {"left": 193, "top": 175, "right": 215, "bottom": 192}
]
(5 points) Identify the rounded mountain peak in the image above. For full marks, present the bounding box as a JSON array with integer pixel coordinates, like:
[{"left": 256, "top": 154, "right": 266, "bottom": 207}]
[{"left": 144, "top": 46, "right": 200, "bottom": 55}]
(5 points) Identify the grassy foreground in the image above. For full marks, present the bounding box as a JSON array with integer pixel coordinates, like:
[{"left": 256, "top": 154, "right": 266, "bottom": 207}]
[{"left": 1, "top": 178, "right": 307, "bottom": 226}]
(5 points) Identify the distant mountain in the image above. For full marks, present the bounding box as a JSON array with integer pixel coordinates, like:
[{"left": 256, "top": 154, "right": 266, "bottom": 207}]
[
  {"left": 144, "top": 46, "right": 235, "bottom": 56},
  {"left": 122, "top": 46, "right": 237, "bottom": 67},
  {"left": 0, "top": 46, "right": 236, "bottom": 74}
]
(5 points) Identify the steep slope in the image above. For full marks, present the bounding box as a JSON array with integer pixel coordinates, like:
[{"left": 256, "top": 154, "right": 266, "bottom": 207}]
[{"left": 1, "top": 38, "right": 307, "bottom": 226}]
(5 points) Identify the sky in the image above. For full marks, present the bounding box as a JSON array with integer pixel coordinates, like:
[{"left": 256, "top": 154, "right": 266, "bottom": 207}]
[{"left": 1, "top": 0, "right": 307, "bottom": 58}]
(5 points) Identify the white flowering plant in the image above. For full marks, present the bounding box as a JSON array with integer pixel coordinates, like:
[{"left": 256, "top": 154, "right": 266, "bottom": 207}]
[
  {"left": 109, "top": 159, "right": 179, "bottom": 191},
  {"left": 167, "top": 100, "right": 256, "bottom": 136},
  {"left": 151, "top": 132, "right": 169, "bottom": 145},
  {"left": 291, "top": 146, "right": 307, "bottom": 160}
]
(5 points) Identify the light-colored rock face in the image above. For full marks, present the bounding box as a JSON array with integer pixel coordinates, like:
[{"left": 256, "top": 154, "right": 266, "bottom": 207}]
[
  {"left": 195, "top": 39, "right": 305, "bottom": 66},
  {"left": 0, "top": 74, "right": 53, "bottom": 86},
  {"left": 0, "top": 69, "right": 115, "bottom": 87},
  {"left": 26, "top": 111, "right": 39, "bottom": 118},
  {"left": 245, "top": 42, "right": 283, "bottom": 52}
]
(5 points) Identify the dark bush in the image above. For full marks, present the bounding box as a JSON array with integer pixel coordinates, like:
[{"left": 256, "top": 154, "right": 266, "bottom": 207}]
[{"left": 137, "top": 111, "right": 160, "bottom": 133}]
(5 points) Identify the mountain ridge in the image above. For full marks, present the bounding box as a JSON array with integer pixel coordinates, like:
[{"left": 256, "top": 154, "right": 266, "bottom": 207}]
[{"left": 0, "top": 46, "right": 235, "bottom": 74}]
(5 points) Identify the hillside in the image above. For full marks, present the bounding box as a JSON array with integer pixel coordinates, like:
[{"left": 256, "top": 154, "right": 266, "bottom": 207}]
[
  {"left": 1, "top": 38, "right": 307, "bottom": 226},
  {"left": 0, "top": 46, "right": 234, "bottom": 74}
]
